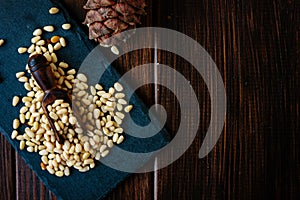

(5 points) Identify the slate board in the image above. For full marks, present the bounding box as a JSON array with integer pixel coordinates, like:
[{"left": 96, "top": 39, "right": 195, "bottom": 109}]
[{"left": 0, "top": 0, "right": 169, "bottom": 199}]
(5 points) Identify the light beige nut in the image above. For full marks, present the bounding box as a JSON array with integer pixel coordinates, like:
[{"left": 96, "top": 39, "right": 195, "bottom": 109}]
[
  {"left": 62, "top": 23, "right": 71, "bottom": 30},
  {"left": 124, "top": 105, "right": 133, "bottom": 113},
  {"left": 31, "top": 36, "right": 41, "bottom": 44},
  {"left": 0, "top": 39, "right": 4, "bottom": 46},
  {"left": 49, "top": 7, "right": 59, "bottom": 14},
  {"left": 59, "top": 37, "right": 66, "bottom": 47},
  {"left": 43, "top": 25, "right": 54, "bottom": 32},
  {"left": 33, "top": 28, "right": 42, "bottom": 36},
  {"left": 77, "top": 73, "right": 87, "bottom": 82},
  {"left": 13, "top": 119, "right": 20, "bottom": 129},
  {"left": 12, "top": 96, "right": 20, "bottom": 106},
  {"left": 111, "top": 45, "right": 119, "bottom": 55},
  {"left": 18, "top": 47, "right": 28, "bottom": 54}
]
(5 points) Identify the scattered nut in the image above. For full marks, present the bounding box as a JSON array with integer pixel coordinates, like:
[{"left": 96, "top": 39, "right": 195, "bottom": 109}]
[
  {"left": 49, "top": 7, "right": 59, "bottom": 15},
  {"left": 43, "top": 25, "right": 55, "bottom": 32},
  {"left": 0, "top": 39, "right": 5, "bottom": 46},
  {"left": 62, "top": 23, "right": 71, "bottom": 30}
]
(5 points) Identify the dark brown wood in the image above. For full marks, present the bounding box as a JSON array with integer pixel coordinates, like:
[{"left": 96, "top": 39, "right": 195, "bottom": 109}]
[
  {"left": 0, "top": 0, "right": 299, "bottom": 199},
  {"left": 28, "top": 54, "right": 71, "bottom": 143}
]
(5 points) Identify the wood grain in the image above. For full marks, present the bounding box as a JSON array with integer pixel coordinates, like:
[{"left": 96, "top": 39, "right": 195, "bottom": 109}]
[{"left": 0, "top": 0, "right": 299, "bottom": 199}]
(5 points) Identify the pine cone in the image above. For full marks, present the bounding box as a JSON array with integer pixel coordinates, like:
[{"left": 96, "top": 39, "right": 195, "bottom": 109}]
[{"left": 83, "top": 0, "right": 146, "bottom": 47}]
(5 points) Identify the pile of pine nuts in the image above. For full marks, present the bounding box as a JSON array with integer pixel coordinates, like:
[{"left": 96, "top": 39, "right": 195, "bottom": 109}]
[{"left": 11, "top": 7, "right": 133, "bottom": 177}]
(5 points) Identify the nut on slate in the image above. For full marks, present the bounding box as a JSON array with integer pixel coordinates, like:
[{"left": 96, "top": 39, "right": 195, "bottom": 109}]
[{"left": 0, "top": 39, "right": 5, "bottom": 46}]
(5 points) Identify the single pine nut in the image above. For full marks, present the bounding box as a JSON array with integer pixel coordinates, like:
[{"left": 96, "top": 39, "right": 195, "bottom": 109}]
[
  {"left": 49, "top": 7, "right": 59, "bottom": 14},
  {"left": 116, "top": 112, "right": 124, "bottom": 119},
  {"left": 111, "top": 45, "right": 119, "bottom": 55},
  {"left": 43, "top": 25, "right": 54, "bottom": 32},
  {"left": 54, "top": 42, "right": 62, "bottom": 51},
  {"left": 107, "top": 140, "right": 114, "bottom": 148},
  {"left": 67, "top": 69, "right": 76, "bottom": 75},
  {"left": 114, "top": 128, "right": 123, "bottom": 134},
  {"left": 114, "top": 116, "right": 122, "bottom": 125},
  {"left": 51, "top": 36, "right": 59, "bottom": 44},
  {"left": 64, "top": 167, "right": 70, "bottom": 176},
  {"left": 18, "top": 47, "right": 28, "bottom": 54},
  {"left": 11, "top": 130, "right": 18, "bottom": 139},
  {"left": 36, "top": 40, "right": 45, "bottom": 46},
  {"left": 31, "top": 36, "right": 41, "bottom": 44},
  {"left": 48, "top": 44, "right": 54, "bottom": 53},
  {"left": 59, "top": 62, "right": 68, "bottom": 68},
  {"left": 33, "top": 28, "right": 42, "bottom": 36},
  {"left": 0, "top": 39, "right": 4, "bottom": 46},
  {"left": 16, "top": 72, "right": 25, "bottom": 79},
  {"left": 13, "top": 119, "right": 20, "bottom": 129},
  {"left": 115, "top": 93, "right": 125, "bottom": 99},
  {"left": 20, "top": 141, "right": 25, "bottom": 150},
  {"left": 118, "top": 99, "right": 127, "bottom": 105},
  {"left": 77, "top": 73, "right": 87, "bottom": 82},
  {"left": 114, "top": 82, "right": 123, "bottom": 92},
  {"left": 18, "top": 76, "right": 28, "bottom": 83},
  {"left": 62, "top": 23, "right": 71, "bottom": 30},
  {"left": 12, "top": 96, "right": 20, "bottom": 106},
  {"left": 101, "top": 150, "right": 109, "bottom": 157},
  {"left": 55, "top": 171, "right": 64, "bottom": 177},
  {"left": 51, "top": 53, "right": 57, "bottom": 63},
  {"left": 43, "top": 52, "right": 52, "bottom": 62},
  {"left": 59, "top": 37, "right": 66, "bottom": 47},
  {"left": 113, "top": 133, "right": 119, "bottom": 143},
  {"left": 124, "top": 105, "right": 133, "bottom": 113}
]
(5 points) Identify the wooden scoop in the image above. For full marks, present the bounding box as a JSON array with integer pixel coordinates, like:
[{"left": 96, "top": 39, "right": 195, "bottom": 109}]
[{"left": 28, "top": 54, "right": 71, "bottom": 143}]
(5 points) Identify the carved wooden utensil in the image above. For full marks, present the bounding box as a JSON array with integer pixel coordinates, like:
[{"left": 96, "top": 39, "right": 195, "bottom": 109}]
[{"left": 28, "top": 54, "right": 72, "bottom": 143}]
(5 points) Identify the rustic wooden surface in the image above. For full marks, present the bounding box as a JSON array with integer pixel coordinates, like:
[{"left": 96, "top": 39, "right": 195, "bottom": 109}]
[{"left": 1, "top": 0, "right": 299, "bottom": 199}]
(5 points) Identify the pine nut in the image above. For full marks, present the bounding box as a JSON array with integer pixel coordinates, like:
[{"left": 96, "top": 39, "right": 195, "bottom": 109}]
[
  {"left": 18, "top": 47, "right": 28, "bottom": 54},
  {"left": 16, "top": 72, "right": 25, "bottom": 79},
  {"left": 0, "top": 39, "right": 4, "bottom": 46},
  {"left": 43, "top": 25, "right": 54, "bottom": 32},
  {"left": 114, "top": 116, "right": 122, "bottom": 125},
  {"left": 18, "top": 76, "right": 28, "bottom": 83},
  {"left": 51, "top": 53, "right": 57, "bottom": 63},
  {"left": 49, "top": 7, "right": 59, "bottom": 14},
  {"left": 20, "top": 141, "right": 25, "bottom": 150},
  {"left": 55, "top": 171, "right": 64, "bottom": 177},
  {"left": 59, "top": 37, "right": 66, "bottom": 47},
  {"left": 111, "top": 45, "right": 119, "bottom": 55},
  {"left": 118, "top": 99, "right": 127, "bottom": 105},
  {"left": 33, "top": 28, "right": 42, "bottom": 36},
  {"left": 36, "top": 40, "right": 45, "bottom": 46},
  {"left": 62, "top": 23, "right": 71, "bottom": 30},
  {"left": 48, "top": 44, "right": 54, "bottom": 53},
  {"left": 107, "top": 140, "right": 114, "bottom": 148},
  {"left": 114, "top": 82, "right": 123, "bottom": 92},
  {"left": 12, "top": 96, "right": 20, "bottom": 106},
  {"left": 115, "top": 93, "right": 125, "bottom": 99},
  {"left": 116, "top": 112, "right": 124, "bottom": 119},
  {"left": 101, "top": 150, "right": 109, "bottom": 157},
  {"left": 54, "top": 42, "right": 62, "bottom": 51},
  {"left": 124, "top": 105, "right": 133, "bottom": 113},
  {"left": 11, "top": 130, "right": 18, "bottom": 139},
  {"left": 31, "top": 36, "right": 41, "bottom": 44},
  {"left": 77, "top": 73, "right": 87, "bottom": 82},
  {"left": 64, "top": 167, "right": 70, "bottom": 176},
  {"left": 13, "top": 119, "right": 20, "bottom": 129},
  {"left": 59, "top": 62, "right": 68, "bottom": 68}
]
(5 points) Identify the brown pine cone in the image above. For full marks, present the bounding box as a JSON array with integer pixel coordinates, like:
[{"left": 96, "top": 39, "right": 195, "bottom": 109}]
[{"left": 83, "top": 0, "right": 146, "bottom": 47}]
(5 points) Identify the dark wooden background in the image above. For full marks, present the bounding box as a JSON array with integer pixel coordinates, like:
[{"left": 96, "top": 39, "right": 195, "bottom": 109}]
[{"left": 1, "top": 0, "right": 299, "bottom": 199}]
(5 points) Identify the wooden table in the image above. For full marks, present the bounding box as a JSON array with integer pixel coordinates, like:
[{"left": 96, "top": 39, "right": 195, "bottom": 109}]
[{"left": 1, "top": 0, "right": 299, "bottom": 199}]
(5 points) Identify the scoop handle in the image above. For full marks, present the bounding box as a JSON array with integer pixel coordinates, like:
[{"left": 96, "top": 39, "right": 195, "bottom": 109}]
[{"left": 28, "top": 54, "right": 56, "bottom": 92}]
